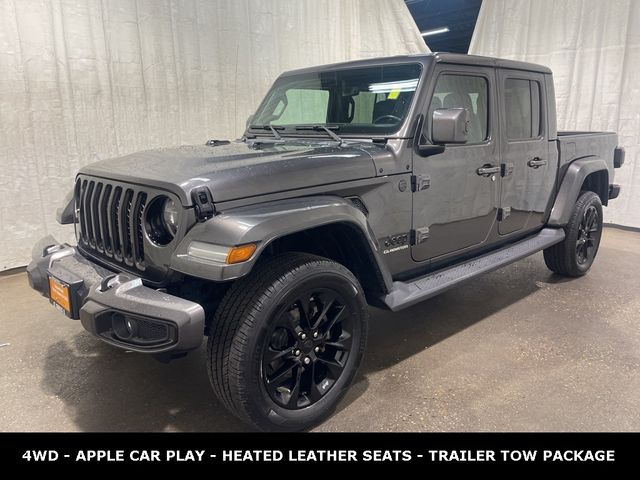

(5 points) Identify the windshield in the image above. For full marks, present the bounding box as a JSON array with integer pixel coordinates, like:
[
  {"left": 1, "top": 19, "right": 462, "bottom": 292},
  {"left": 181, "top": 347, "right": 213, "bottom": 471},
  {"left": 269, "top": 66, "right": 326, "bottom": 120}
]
[{"left": 251, "top": 63, "right": 422, "bottom": 135}]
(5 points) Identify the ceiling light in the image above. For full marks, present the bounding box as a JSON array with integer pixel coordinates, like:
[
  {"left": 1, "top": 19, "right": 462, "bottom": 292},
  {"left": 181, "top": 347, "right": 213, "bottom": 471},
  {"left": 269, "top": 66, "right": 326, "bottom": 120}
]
[
  {"left": 421, "top": 27, "right": 450, "bottom": 37},
  {"left": 369, "top": 79, "right": 419, "bottom": 93}
]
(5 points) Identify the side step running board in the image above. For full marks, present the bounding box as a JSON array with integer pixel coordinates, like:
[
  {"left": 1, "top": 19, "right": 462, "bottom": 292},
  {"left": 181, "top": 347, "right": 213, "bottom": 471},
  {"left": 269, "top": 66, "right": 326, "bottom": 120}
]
[{"left": 381, "top": 228, "right": 565, "bottom": 311}]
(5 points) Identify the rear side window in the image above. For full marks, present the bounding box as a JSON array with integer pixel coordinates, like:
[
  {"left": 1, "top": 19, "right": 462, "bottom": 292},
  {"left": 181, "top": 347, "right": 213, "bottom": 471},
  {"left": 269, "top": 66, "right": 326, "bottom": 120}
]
[
  {"left": 430, "top": 74, "right": 488, "bottom": 143},
  {"left": 504, "top": 78, "right": 541, "bottom": 140}
]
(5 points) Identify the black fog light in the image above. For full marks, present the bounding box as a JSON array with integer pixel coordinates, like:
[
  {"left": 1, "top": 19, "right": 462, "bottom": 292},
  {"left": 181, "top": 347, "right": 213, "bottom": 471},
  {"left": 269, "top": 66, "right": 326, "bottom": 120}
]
[{"left": 112, "top": 313, "right": 138, "bottom": 340}]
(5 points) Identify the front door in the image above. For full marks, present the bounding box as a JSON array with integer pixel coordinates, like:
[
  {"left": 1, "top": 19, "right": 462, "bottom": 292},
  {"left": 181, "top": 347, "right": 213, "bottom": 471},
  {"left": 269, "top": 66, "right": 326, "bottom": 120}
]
[
  {"left": 411, "top": 66, "right": 500, "bottom": 263},
  {"left": 497, "top": 70, "right": 555, "bottom": 235}
]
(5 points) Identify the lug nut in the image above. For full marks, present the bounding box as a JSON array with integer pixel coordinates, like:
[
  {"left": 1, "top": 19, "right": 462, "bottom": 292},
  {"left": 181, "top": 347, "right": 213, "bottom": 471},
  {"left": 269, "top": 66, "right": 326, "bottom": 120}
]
[
  {"left": 303, "top": 357, "right": 311, "bottom": 365},
  {"left": 294, "top": 349, "right": 301, "bottom": 356},
  {"left": 299, "top": 332, "right": 307, "bottom": 340},
  {"left": 314, "top": 346, "right": 320, "bottom": 353},
  {"left": 313, "top": 331, "right": 319, "bottom": 338}
]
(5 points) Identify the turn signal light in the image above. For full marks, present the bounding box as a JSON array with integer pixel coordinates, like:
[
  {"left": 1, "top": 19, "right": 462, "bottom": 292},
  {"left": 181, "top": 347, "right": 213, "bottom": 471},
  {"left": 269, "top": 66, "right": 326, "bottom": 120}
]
[{"left": 226, "top": 243, "right": 257, "bottom": 264}]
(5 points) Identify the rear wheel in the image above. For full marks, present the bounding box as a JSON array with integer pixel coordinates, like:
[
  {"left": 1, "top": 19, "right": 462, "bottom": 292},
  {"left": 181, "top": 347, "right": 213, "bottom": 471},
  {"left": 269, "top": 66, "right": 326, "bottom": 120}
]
[
  {"left": 544, "top": 190, "right": 603, "bottom": 277},
  {"left": 207, "top": 252, "right": 368, "bottom": 431}
]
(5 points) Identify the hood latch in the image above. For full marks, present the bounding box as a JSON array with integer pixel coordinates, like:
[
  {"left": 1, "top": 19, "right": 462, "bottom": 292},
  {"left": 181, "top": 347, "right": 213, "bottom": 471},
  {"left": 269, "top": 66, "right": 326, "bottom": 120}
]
[{"left": 191, "top": 187, "right": 215, "bottom": 222}]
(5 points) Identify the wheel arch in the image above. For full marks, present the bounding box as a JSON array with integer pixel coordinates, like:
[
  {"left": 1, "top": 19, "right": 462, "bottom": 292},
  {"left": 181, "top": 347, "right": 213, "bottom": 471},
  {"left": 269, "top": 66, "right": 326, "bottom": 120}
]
[
  {"left": 548, "top": 156, "right": 610, "bottom": 226},
  {"left": 259, "top": 221, "right": 390, "bottom": 300},
  {"left": 170, "top": 195, "right": 393, "bottom": 296},
  {"left": 580, "top": 169, "right": 609, "bottom": 206}
]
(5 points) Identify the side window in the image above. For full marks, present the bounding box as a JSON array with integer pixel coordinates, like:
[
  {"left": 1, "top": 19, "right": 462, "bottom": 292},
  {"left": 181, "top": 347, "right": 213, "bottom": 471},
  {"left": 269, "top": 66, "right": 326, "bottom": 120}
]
[
  {"left": 504, "top": 79, "right": 541, "bottom": 140},
  {"left": 430, "top": 74, "right": 488, "bottom": 143}
]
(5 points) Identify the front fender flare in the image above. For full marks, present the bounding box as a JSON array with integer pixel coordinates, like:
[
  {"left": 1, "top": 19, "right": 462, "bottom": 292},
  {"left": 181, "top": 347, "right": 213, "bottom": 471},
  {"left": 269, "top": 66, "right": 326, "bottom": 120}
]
[
  {"left": 56, "top": 188, "right": 75, "bottom": 225},
  {"left": 170, "top": 196, "right": 393, "bottom": 289},
  {"left": 548, "top": 157, "right": 609, "bottom": 227}
]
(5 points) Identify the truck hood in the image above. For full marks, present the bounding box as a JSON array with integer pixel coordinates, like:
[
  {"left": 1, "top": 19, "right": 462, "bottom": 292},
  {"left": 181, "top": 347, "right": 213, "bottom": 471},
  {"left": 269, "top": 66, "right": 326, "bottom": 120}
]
[{"left": 80, "top": 140, "right": 379, "bottom": 206}]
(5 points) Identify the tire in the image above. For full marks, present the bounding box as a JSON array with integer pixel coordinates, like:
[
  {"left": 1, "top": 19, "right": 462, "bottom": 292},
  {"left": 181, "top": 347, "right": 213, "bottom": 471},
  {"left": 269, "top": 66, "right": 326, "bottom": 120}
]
[
  {"left": 543, "top": 190, "right": 603, "bottom": 277},
  {"left": 207, "top": 252, "right": 369, "bottom": 431}
]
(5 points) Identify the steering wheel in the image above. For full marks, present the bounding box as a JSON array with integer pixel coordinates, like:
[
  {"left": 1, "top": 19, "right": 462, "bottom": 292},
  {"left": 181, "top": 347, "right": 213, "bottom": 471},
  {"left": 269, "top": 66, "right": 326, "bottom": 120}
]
[{"left": 373, "top": 114, "right": 402, "bottom": 125}]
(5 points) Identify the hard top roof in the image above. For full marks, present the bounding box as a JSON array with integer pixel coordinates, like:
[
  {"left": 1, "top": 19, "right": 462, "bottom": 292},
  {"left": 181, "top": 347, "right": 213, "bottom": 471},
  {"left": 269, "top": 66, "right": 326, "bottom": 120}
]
[{"left": 281, "top": 52, "right": 552, "bottom": 76}]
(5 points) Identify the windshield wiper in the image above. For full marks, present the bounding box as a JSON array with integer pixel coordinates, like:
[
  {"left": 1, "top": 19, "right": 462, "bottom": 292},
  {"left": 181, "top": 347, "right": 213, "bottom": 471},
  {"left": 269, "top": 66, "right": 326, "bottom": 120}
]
[
  {"left": 249, "top": 124, "right": 285, "bottom": 141},
  {"left": 295, "top": 125, "right": 346, "bottom": 146}
]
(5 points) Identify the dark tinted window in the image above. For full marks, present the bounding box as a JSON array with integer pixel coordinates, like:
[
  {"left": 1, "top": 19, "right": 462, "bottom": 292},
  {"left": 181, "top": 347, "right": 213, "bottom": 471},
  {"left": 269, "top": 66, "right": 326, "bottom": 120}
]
[
  {"left": 251, "top": 63, "right": 422, "bottom": 134},
  {"left": 430, "top": 75, "right": 488, "bottom": 143},
  {"left": 505, "top": 79, "right": 541, "bottom": 140}
]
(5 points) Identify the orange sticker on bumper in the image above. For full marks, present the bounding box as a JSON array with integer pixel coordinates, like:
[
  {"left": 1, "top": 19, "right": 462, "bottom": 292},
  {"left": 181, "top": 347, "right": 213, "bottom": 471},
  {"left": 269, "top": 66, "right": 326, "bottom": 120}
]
[{"left": 49, "top": 277, "right": 70, "bottom": 313}]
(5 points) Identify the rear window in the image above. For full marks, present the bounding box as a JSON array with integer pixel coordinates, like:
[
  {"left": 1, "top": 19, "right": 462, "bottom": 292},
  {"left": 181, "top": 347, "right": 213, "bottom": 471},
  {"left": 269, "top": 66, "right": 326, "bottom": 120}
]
[{"left": 504, "top": 78, "right": 541, "bottom": 140}]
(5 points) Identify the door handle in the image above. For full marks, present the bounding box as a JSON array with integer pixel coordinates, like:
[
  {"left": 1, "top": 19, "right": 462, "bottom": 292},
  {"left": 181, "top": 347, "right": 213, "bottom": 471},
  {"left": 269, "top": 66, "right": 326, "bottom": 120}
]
[
  {"left": 528, "top": 157, "right": 547, "bottom": 169},
  {"left": 477, "top": 165, "right": 501, "bottom": 177}
]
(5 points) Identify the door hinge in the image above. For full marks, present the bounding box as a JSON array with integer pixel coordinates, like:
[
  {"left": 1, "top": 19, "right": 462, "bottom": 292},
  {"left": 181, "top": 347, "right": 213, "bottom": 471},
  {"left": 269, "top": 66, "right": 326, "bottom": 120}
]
[
  {"left": 411, "top": 226, "right": 430, "bottom": 245},
  {"left": 411, "top": 174, "right": 431, "bottom": 192},
  {"left": 501, "top": 163, "right": 514, "bottom": 177},
  {"left": 498, "top": 207, "right": 511, "bottom": 221}
]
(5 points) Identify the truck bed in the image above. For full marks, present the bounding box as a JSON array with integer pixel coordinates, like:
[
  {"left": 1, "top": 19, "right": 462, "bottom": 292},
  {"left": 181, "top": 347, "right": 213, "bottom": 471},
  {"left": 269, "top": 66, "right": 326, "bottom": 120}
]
[{"left": 556, "top": 130, "right": 618, "bottom": 177}]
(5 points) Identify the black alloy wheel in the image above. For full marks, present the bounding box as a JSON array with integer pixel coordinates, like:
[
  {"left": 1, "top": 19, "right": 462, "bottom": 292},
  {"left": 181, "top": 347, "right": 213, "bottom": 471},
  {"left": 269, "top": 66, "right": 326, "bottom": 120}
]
[
  {"left": 576, "top": 205, "right": 599, "bottom": 265},
  {"left": 543, "top": 190, "right": 603, "bottom": 277},
  {"left": 262, "top": 289, "right": 353, "bottom": 409},
  {"left": 207, "top": 252, "right": 368, "bottom": 431}
]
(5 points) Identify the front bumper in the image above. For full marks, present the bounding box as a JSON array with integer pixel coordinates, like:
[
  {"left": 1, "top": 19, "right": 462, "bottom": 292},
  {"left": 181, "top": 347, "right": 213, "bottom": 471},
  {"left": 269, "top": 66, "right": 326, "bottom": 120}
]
[{"left": 27, "top": 236, "right": 205, "bottom": 354}]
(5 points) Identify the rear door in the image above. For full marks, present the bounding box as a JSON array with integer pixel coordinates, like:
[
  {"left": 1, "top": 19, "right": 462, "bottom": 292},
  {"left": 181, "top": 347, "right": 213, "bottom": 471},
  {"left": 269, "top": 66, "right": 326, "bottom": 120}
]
[
  {"left": 411, "top": 65, "right": 500, "bottom": 263},
  {"left": 497, "top": 70, "right": 554, "bottom": 235}
]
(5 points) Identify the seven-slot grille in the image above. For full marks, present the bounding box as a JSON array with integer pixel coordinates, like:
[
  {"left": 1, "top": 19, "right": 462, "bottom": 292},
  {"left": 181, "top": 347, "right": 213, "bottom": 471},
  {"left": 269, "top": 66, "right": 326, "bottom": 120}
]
[{"left": 75, "top": 177, "right": 147, "bottom": 270}]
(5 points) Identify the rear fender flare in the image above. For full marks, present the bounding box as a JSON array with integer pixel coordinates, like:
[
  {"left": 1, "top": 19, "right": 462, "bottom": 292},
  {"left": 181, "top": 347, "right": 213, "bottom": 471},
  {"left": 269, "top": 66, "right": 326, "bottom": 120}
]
[{"left": 548, "top": 157, "right": 609, "bottom": 226}]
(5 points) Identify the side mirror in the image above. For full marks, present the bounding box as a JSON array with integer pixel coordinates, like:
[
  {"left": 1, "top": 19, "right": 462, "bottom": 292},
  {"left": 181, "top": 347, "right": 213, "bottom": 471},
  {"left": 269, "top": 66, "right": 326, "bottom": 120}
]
[
  {"left": 432, "top": 108, "right": 469, "bottom": 144},
  {"left": 414, "top": 114, "right": 445, "bottom": 157}
]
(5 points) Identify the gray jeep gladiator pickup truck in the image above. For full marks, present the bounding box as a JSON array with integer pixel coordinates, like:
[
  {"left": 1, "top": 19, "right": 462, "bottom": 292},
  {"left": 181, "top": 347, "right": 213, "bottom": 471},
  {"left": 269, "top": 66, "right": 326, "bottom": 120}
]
[{"left": 27, "top": 53, "right": 624, "bottom": 431}]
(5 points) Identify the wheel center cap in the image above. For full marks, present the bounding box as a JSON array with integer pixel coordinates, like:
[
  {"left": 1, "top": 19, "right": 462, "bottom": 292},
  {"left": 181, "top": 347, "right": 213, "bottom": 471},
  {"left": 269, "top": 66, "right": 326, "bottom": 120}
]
[{"left": 301, "top": 339, "right": 314, "bottom": 354}]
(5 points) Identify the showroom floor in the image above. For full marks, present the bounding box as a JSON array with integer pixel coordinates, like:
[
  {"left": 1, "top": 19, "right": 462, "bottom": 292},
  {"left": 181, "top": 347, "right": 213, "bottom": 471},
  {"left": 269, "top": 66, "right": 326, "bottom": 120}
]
[{"left": 1, "top": 227, "right": 638, "bottom": 432}]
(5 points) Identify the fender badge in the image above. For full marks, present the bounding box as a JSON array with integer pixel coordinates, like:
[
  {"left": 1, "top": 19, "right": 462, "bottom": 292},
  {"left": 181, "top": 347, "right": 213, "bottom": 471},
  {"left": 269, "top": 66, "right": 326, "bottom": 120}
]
[{"left": 383, "top": 245, "right": 409, "bottom": 255}]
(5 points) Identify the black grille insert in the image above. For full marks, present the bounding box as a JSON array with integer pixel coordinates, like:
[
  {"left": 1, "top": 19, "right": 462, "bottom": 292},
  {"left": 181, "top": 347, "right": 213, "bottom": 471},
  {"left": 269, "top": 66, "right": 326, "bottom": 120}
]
[{"left": 76, "top": 178, "right": 148, "bottom": 270}]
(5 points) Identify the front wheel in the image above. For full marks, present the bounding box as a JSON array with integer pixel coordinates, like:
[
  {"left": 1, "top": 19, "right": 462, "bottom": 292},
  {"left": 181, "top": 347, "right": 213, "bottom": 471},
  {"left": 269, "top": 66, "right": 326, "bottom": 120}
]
[
  {"left": 543, "top": 190, "right": 603, "bottom": 277},
  {"left": 207, "top": 252, "right": 368, "bottom": 431}
]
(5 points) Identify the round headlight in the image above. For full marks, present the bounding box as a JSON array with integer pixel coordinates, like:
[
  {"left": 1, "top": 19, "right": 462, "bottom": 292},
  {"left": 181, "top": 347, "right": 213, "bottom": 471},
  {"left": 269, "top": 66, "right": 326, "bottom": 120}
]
[
  {"left": 162, "top": 198, "right": 179, "bottom": 235},
  {"left": 145, "top": 196, "right": 179, "bottom": 246}
]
